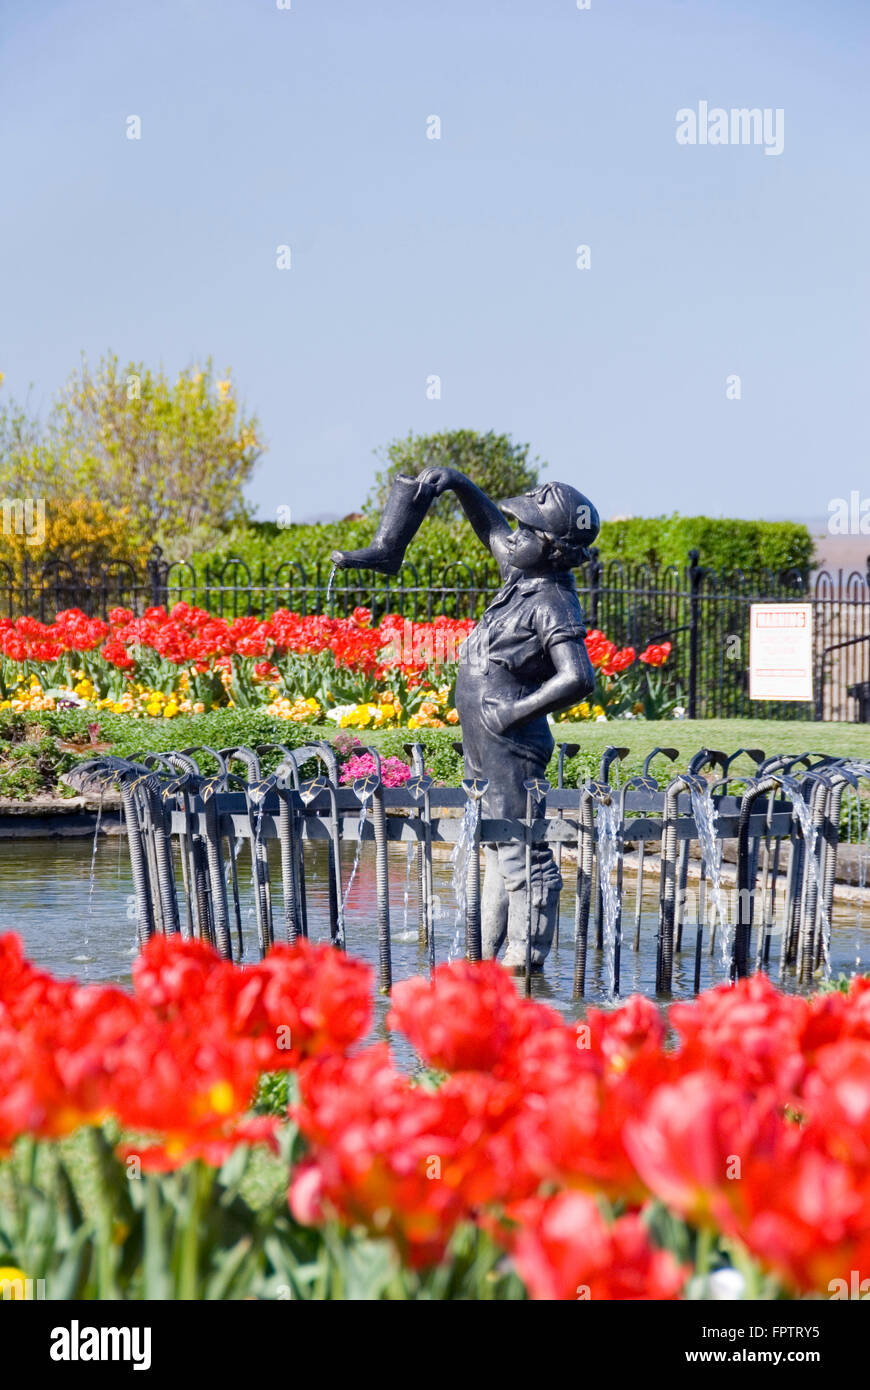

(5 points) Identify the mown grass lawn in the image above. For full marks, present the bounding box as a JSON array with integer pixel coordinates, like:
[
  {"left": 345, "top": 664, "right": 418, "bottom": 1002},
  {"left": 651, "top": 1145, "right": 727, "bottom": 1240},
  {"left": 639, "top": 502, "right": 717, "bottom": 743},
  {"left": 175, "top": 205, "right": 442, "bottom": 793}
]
[
  {"left": 362, "top": 717, "right": 870, "bottom": 786},
  {"left": 540, "top": 718, "right": 870, "bottom": 765}
]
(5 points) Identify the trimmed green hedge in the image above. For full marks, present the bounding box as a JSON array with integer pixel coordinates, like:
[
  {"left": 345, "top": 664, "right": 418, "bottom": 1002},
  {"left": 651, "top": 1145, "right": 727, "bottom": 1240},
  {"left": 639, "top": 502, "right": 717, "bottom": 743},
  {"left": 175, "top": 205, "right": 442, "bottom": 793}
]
[
  {"left": 193, "top": 514, "right": 814, "bottom": 584},
  {"left": 596, "top": 515, "right": 814, "bottom": 576}
]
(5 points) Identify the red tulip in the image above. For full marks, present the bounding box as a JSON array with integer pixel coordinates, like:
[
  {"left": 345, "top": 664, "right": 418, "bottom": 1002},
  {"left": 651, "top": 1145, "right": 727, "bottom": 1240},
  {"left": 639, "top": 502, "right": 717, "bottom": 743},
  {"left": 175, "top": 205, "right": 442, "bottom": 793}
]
[{"left": 503, "top": 1192, "right": 687, "bottom": 1300}]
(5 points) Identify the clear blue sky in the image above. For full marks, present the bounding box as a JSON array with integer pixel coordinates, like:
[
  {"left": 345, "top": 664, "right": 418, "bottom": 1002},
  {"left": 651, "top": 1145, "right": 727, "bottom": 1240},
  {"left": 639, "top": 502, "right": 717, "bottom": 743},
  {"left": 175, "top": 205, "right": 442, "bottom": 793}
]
[{"left": 1, "top": 0, "right": 867, "bottom": 524}]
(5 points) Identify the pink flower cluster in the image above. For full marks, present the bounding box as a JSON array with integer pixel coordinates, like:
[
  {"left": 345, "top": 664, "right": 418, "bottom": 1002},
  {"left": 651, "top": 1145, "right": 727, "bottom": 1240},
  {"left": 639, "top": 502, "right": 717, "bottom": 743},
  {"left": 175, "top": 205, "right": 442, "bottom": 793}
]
[{"left": 339, "top": 752, "right": 416, "bottom": 787}]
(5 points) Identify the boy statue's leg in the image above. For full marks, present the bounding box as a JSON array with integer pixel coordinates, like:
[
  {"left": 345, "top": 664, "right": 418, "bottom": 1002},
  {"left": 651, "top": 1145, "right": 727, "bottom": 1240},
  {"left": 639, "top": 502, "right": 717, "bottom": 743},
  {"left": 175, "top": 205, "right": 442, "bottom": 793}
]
[
  {"left": 497, "top": 840, "right": 563, "bottom": 971},
  {"left": 481, "top": 846, "right": 509, "bottom": 959},
  {"left": 460, "top": 710, "right": 561, "bottom": 971}
]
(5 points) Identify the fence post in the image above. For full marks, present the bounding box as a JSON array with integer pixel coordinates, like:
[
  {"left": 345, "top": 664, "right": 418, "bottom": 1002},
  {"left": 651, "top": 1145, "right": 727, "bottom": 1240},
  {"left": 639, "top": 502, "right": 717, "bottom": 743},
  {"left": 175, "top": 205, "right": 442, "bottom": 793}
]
[
  {"left": 146, "top": 545, "right": 167, "bottom": 611},
  {"left": 588, "top": 547, "right": 602, "bottom": 629},
  {"left": 22, "top": 553, "right": 33, "bottom": 620},
  {"left": 814, "top": 649, "right": 825, "bottom": 722},
  {"left": 687, "top": 549, "right": 702, "bottom": 720}
]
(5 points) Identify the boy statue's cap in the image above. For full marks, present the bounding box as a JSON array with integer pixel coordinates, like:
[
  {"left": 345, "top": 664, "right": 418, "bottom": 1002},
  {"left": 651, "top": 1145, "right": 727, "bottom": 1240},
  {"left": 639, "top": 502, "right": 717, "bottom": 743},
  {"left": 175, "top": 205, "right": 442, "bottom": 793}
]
[{"left": 500, "top": 482, "right": 600, "bottom": 549}]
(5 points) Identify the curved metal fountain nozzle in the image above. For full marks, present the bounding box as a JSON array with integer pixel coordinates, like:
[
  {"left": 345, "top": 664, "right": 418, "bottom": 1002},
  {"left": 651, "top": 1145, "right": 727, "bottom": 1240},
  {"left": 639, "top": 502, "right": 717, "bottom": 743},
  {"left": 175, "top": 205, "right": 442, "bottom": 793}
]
[
  {"left": 277, "top": 748, "right": 324, "bottom": 788},
  {"left": 348, "top": 745, "right": 385, "bottom": 803},
  {"left": 462, "top": 777, "right": 489, "bottom": 801},
  {"left": 598, "top": 747, "right": 629, "bottom": 784},
  {"left": 298, "top": 775, "right": 329, "bottom": 805},
  {"left": 687, "top": 748, "right": 728, "bottom": 777},
  {"left": 161, "top": 772, "right": 195, "bottom": 802},
  {"left": 403, "top": 742, "right": 427, "bottom": 776},
  {"left": 164, "top": 751, "right": 201, "bottom": 773},
  {"left": 295, "top": 741, "right": 341, "bottom": 785},
  {"left": 62, "top": 755, "right": 135, "bottom": 795},
  {"left": 811, "top": 764, "right": 858, "bottom": 792},
  {"left": 407, "top": 774, "right": 434, "bottom": 800},
  {"left": 580, "top": 778, "right": 612, "bottom": 806},
  {"left": 65, "top": 755, "right": 165, "bottom": 797},
  {"left": 273, "top": 743, "right": 339, "bottom": 789},
  {"left": 275, "top": 751, "right": 302, "bottom": 790},
  {"left": 216, "top": 746, "right": 257, "bottom": 782},
  {"left": 642, "top": 746, "right": 678, "bottom": 777},
  {"left": 666, "top": 771, "right": 706, "bottom": 798},
  {"left": 621, "top": 774, "right": 660, "bottom": 798},
  {"left": 758, "top": 752, "right": 796, "bottom": 776},
  {"left": 352, "top": 773, "right": 380, "bottom": 803},
  {"left": 150, "top": 752, "right": 203, "bottom": 793},
  {"left": 248, "top": 776, "right": 278, "bottom": 807},
  {"left": 313, "top": 742, "right": 340, "bottom": 785}
]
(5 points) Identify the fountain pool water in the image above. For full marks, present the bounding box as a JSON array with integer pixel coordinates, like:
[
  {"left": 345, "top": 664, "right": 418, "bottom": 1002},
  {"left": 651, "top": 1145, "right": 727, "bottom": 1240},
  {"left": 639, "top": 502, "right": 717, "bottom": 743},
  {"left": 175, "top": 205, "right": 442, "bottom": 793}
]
[
  {"left": 448, "top": 799, "right": 479, "bottom": 962},
  {"left": 596, "top": 800, "right": 620, "bottom": 998},
  {"left": 6, "top": 836, "right": 868, "bottom": 1028},
  {"left": 339, "top": 804, "right": 369, "bottom": 936},
  {"left": 689, "top": 785, "right": 729, "bottom": 968},
  {"left": 325, "top": 563, "right": 338, "bottom": 611},
  {"left": 780, "top": 776, "right": 833, "bottom": 980}
]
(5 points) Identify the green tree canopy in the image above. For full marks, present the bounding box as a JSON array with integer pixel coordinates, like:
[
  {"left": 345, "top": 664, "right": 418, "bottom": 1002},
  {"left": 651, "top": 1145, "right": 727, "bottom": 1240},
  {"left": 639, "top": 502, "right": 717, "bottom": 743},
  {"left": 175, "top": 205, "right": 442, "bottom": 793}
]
[
  {"left": 367, "top": 429, "right": 543, "bottom": 522},
  {"left": 0, "top": 354, "right": 263, "bottom": 555}
]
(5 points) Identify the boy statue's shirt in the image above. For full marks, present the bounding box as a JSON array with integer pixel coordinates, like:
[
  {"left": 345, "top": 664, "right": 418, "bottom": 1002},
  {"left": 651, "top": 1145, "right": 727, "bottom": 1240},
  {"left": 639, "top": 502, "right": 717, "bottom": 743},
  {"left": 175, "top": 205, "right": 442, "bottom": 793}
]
[{"left": 459, "top": 568, "right": 588, "bottom": 694}]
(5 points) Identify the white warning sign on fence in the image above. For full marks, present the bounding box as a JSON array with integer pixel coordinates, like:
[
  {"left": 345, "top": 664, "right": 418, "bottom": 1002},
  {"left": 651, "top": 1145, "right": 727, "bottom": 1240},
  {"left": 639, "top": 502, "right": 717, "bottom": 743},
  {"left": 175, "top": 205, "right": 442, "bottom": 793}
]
[{"left": 749, "top": 603, "right": 814, "bottom": 702}]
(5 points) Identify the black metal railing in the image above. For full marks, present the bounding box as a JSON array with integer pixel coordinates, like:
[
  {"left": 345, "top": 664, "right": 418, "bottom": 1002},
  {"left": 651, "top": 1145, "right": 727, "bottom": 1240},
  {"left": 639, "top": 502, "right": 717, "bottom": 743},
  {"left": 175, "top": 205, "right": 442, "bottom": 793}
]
[
  {"left": 67, "top": 742, "right": 870, "bottom": 999},
  {"left": 2, "top": 546, "right": 869, "bottom": 723}
]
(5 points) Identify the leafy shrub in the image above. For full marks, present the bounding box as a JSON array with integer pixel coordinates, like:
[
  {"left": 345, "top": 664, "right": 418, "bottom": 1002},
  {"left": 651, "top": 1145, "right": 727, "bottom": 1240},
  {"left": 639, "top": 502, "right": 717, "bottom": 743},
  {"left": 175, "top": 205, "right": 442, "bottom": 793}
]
[
  {"left": 366, "top": 429, "right": 542, "bottom": 523},
  {"left": 0, "top": 495, "right": 145, "bottom": 572},
  {"left": 596, "top": 515, "right": 814, "bottom": 577},
  {"left": 0, "top": 355, "right": 262, "bottom": 556}
]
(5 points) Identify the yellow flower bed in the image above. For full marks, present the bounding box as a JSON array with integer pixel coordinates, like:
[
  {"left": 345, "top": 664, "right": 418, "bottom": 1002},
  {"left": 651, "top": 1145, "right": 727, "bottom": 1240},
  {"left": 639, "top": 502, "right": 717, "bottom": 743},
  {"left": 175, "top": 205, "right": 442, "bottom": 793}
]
[
  {"left": 0, "top": 675, "right": 459, "bottom": 728},
  {"left": 264, "top": 695, "right": 322, "bottom": 723},
  {"left": 0, "top": 679, "right": 206, "bottom": 718},
  {"left": 557, "top": 701, "right": 606, "bottom": 722},
  {"left": 406, "top": 686, "right": 459, "bottom": 731},
  {"left": 339, "top": 700, "right": 401, "bottom": 730}
]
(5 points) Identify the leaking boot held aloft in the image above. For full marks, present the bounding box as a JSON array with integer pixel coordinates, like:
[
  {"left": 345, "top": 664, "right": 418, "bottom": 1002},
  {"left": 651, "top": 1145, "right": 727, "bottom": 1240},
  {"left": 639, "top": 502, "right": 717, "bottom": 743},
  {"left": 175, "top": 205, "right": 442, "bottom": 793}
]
[{"left": 330, "top": 474, "right": 436, "bottom": 576}]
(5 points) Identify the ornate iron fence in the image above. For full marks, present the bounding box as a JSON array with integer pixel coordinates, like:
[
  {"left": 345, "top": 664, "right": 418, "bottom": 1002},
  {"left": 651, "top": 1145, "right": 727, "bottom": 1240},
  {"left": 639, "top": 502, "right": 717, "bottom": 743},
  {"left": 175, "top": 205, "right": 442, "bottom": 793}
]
[
  {"left": 2, "top": 546, "right": 869, "bottom": 722},
  {"left": 66, "top": 742, "right": 870, "bottom": 1000}
]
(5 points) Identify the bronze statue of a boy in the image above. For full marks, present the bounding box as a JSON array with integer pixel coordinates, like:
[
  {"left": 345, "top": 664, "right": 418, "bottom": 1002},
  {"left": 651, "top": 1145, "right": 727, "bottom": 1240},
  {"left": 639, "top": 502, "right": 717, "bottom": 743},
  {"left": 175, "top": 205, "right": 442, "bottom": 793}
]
[{"left": 332, "top": 469, "right": 599, "bottom": 972}]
